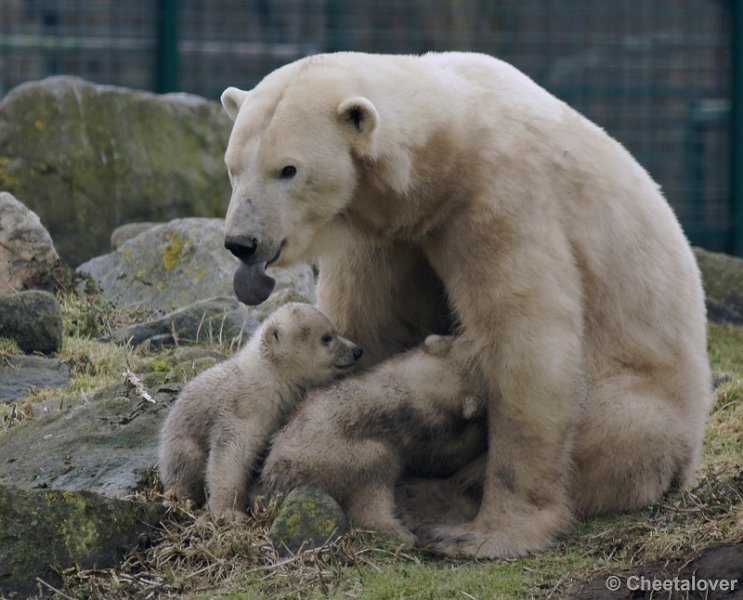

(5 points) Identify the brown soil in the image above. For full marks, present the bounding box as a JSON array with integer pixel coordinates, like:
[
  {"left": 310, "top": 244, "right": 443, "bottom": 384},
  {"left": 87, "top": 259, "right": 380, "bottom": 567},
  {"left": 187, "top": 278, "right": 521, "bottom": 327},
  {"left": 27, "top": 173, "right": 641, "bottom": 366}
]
[{"left": 571, "top": 542, "right": 743, "bottom": 599}]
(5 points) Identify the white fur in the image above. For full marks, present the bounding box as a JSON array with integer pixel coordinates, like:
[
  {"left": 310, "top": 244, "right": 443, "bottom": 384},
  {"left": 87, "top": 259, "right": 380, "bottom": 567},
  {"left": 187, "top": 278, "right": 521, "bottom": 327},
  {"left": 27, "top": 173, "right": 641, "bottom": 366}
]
[
  {"left": 221, "top": 52, "right": 711, "bottom": 557},
  {"left": 158, "top": 302, "right": 360, "bottom": 517}
]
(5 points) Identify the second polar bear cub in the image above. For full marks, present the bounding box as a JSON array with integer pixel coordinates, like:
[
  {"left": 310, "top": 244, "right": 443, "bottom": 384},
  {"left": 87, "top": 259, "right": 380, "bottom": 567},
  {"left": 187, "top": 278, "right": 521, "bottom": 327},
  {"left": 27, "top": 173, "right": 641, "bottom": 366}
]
[
  {"left": 158, "top": 302, "right": 362, "bottom": 517},
  {"left": 262, "top": 334, "right": 487, "bottom": 543}
]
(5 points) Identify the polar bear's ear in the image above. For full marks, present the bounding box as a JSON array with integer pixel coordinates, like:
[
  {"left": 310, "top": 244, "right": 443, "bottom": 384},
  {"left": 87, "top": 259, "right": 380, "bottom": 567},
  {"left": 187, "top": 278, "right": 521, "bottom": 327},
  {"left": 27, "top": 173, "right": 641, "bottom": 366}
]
[
  {"left": 221, "top": 87, "right": 250, "bottom": 121},
  {"left": 337, "top": 97, "right": 379, "bottom": 149}
]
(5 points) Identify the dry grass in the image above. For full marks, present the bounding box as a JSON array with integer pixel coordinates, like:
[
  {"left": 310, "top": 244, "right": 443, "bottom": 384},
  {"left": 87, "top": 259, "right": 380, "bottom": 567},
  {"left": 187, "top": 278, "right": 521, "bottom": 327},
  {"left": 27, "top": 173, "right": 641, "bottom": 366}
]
[
  {"left": 565, "top": 463, "right": 743, "bottom": 563},
  {"left": 56, "top": 495, "right": 408, "bottom": 600}
]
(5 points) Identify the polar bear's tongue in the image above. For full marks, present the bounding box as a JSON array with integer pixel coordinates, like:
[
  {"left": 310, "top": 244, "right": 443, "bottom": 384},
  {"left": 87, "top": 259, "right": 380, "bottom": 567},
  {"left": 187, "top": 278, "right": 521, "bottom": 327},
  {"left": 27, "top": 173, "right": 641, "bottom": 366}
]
[{"left": 233, "top": 261, "right": 276, "bottom": 306}]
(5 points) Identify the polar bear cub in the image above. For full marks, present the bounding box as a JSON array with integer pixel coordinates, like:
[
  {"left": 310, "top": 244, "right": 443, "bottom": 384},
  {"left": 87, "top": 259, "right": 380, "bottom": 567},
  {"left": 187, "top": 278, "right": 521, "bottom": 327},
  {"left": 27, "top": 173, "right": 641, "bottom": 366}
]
[
  {"left": 262, "top": 334, "right": 486, "bottom": 543},
  {"left": 158, "top": 302, "right": 362, "bottom": 517}
]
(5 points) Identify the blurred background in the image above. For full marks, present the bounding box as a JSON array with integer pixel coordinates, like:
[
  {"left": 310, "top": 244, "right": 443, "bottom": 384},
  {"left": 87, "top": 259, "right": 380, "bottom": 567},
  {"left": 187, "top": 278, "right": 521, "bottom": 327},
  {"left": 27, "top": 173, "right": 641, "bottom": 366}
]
[{"left": 0, "top": 0, "right": 739, "bottom": 254}]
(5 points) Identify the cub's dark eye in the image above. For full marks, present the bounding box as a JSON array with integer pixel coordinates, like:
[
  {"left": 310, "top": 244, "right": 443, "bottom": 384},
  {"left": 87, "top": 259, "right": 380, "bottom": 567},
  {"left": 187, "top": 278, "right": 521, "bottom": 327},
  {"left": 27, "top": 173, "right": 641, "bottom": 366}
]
[
  {"left": 321, "top": 334, "right": 333, "bottom": 345},
  {"left": 279, "top": 165, "right": 297, "bottom": 179}
]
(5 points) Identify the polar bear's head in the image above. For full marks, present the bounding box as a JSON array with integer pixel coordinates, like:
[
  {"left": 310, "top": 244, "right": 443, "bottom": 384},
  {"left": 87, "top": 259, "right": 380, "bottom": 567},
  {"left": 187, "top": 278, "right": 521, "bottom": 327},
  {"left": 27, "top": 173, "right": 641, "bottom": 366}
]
[{"left": 221, "top": 62, "right": 382, "bottom": 305}]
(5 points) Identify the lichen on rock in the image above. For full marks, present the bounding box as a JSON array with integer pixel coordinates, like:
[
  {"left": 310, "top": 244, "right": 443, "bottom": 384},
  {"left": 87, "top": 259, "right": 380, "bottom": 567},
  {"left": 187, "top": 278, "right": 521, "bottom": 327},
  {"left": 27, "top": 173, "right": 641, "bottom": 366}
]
[
  {"left": 77, "top": 218, "right": 316, "bottom": 313},
  {"left": 0, "top": 76, "right": 232, "bottom": 265},
  {"left": 0, "top": 485, "right": 165, "bottom": 598},
  {"left": 268, "top": 486, "right": 349, "bottom": 555},
  {"left": 0, "top": 191, "right": 59, "bottom": 294}
]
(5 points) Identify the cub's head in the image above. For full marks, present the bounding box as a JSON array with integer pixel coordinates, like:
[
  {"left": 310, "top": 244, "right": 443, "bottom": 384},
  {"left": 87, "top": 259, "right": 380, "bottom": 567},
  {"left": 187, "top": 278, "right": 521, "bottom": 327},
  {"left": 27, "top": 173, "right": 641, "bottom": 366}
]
[
  {"left": 260, "top": 302, "right": 363, "bottom": 387},
  {"left": 220, "top": 58, "right": 383, "bottom": 306}
]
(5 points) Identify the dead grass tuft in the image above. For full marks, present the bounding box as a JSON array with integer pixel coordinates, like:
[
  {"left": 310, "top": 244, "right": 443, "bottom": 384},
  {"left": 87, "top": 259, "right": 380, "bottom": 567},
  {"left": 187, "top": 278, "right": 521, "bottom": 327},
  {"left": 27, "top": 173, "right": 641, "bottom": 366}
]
[
  {"left": 566, "top": 463, "right": 743, "bottom": 568},
  {"left": 56, "top": 495, "right": 404, "bottom": 600}
]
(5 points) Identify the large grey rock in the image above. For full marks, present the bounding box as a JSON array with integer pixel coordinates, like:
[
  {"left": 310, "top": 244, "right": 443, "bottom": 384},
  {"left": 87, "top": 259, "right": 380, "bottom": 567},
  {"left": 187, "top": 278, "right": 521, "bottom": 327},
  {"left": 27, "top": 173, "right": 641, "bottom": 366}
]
[
  {"left": 0, "top": 355, "right": 70, "bottom": 402},
  {"left": 110, "top": 221, "right": 162, "bottom": 250},
  {"left": 694, "top": 248, "right": 743, "bottom": 324},
  {"left": 0, "top": 76, "right": 232, "bottom": 265},
  {"left": 0, "top": 290, "right": 63, "bottom": 354},
  {"left": 0, "top": 485, "right": 165, "bottom": 599},
  {"left": 0, "top": 191, "right": 59, "bottom": 294},
  {"left": 107, "top": 296, "right": 259, "bottom": 349},
  {"left": 269, "top": 486, "right": 349, "bottom": 555},
  {"left": 77, "top": 218, "right": 316, "bottom": 313},
  {"left": 0, "top": 379, "right": 181, "bottom": 496}
]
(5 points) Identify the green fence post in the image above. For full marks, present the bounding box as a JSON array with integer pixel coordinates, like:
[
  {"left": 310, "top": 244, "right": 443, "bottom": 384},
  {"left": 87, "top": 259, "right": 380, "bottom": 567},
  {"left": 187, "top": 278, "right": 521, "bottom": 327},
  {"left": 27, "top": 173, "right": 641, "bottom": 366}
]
[
  {"left": 733, "top": 0, "right": 743, "bottom": 255},
  {"left": 156, "top": 0, "right": 179, "bottom": 93}
]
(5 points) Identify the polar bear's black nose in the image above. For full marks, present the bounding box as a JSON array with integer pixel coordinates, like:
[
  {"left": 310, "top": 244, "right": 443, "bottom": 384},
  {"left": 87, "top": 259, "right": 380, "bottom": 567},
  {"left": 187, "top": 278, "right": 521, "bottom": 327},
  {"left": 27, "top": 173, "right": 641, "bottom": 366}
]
[{"left": 225, "top": 236, "right": 258, "bottom": 261}]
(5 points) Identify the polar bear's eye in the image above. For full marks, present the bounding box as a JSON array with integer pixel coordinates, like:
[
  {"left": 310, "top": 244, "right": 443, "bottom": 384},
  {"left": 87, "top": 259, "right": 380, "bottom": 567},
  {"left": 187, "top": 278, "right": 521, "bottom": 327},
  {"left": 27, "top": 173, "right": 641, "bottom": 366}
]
[
  {"left": 321, "top": 334, "right": 333, "bottom": 345},
  {"left": 279, "top": 165, "right": 297, "bottom": 179}
]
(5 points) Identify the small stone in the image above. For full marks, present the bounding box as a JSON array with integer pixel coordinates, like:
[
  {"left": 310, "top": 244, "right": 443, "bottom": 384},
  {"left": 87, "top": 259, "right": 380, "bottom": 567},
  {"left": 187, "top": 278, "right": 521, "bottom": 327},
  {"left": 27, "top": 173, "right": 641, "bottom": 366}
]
[
  {"left": 0, "top": 191, "right": 59, "bottom": 294},
  {"left": 269, "top": 485, "right": 349, "bottom": 555},
  {"left": 712, "top": 371, "right": 735, "bottom": 389},
  {"left": 0, "top": 290, "right": 63, "bottom": 354}
]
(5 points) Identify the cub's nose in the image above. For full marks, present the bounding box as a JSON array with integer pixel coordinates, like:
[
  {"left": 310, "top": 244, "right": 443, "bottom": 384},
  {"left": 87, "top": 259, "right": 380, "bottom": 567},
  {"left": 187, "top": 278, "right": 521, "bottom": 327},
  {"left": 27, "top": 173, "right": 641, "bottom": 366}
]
[
  {"left": 353, "top": 347, "right": 364, "bottom": 361},
  {"left": 225, "top": 236, "right": 258, "bottom": 261}
]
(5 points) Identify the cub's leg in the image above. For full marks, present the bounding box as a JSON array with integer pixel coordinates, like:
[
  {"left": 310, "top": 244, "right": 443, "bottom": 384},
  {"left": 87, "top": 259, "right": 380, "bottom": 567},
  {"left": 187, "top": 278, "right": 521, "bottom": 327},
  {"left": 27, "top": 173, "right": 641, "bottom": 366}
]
[
  {"left": 397, "top": 455, "right": 485, "bottom": 529},
  {"left": 317, "top": 241, "right": 451, "bottom": 366},
  {"left": 206, "top": 420, "right": 264, "bottom": 517},
  {"left": 571, "top": 373, "right": 708, "bottom": 515},
  {"left": 347, "top": 483, "right": 416, "bottom": 544},
  {"left": 158, "top": 436, "right": 208, "bottom": 506}
]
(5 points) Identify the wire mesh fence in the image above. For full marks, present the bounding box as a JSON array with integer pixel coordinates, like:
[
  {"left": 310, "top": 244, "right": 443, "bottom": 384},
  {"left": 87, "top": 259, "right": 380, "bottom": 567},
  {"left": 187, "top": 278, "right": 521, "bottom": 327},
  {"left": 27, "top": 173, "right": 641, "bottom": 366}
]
[{"left": 0, "top": 0, "right": 735, "bottom": 251}]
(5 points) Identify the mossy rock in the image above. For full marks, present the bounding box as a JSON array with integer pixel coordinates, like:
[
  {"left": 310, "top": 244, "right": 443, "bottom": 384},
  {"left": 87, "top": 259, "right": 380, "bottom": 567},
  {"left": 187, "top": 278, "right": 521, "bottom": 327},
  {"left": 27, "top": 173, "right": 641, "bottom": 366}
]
[
  {"left": 0, "top": 379, "right": 182, "bottom": 496},
  {"left": 0, "top": 485, "right": 165, "bottom": 598},
  {"left": 78, "top": 218, "right": 315, "bottom": 313},
  {"left": 694, "top": 248, "right": 743, "bottom": 323},
  {"left": 0, "top": 191, "right": 59, "bottom": 294},
  {"left": 0, "top": 76, "right": 232, "bottom": 266},
  {"left": 0, "top": 290, "right": 63, "bottom": 354},
  {"left": 269, "top": 486, "right": 349, "bottom": 555}
]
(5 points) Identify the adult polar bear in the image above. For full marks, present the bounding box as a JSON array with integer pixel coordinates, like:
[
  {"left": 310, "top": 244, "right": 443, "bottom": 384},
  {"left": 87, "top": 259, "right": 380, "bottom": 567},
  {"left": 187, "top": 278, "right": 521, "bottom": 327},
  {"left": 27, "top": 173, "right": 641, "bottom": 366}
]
[{"left": 220, "top": 52, "right": 711, "bottom": 558}]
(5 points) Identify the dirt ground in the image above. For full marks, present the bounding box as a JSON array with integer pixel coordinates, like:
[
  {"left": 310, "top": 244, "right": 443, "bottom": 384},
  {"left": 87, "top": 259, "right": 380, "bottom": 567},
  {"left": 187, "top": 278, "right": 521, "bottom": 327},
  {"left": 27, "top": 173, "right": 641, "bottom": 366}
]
[{"left": 571, "top": 542, "right": 743, "bottom": 599}]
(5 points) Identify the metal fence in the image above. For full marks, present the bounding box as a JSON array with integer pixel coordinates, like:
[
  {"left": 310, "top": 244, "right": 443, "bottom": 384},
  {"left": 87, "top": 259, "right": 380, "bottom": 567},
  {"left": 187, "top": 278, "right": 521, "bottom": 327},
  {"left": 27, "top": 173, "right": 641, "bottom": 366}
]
[{"left": 0, "top": 0, "right": 738, "bottom": 253}]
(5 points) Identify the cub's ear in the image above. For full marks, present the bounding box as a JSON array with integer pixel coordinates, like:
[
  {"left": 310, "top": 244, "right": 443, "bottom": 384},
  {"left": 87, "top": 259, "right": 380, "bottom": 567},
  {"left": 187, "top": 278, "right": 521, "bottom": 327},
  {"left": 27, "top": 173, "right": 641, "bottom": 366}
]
[
  {"left": 262, "top": 322, "right": 282, "bottom": 354},
  {"left": 221, "top": 87, "right": 250, "bottom": 121},
  {"left": 423, "top": 334, "right": 453, "bottom": 356},
  {"left": 337, "top": 97, "right": 379, "bottom": 154}
]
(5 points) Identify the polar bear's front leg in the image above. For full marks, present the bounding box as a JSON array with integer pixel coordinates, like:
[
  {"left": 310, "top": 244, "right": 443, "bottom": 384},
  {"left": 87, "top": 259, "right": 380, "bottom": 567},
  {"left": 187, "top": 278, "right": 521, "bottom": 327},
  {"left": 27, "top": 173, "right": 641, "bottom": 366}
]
[{"left": 421, "top": 213, "right": 584, "bottom": 558}]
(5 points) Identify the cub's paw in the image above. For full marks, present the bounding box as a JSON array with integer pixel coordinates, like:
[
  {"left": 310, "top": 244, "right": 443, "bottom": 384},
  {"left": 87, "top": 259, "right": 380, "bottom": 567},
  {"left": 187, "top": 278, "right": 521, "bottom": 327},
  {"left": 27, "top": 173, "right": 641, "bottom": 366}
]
[{"left": 211, "top": 506, "right": 249, "bottom": 523}]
